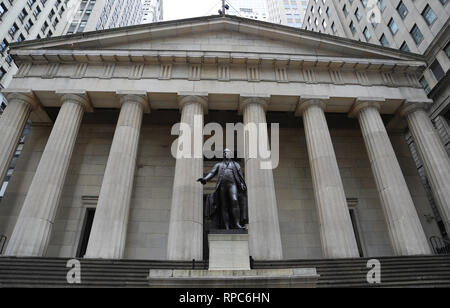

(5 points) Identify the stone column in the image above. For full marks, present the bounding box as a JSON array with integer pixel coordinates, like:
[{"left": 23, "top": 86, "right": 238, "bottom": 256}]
[
  {"left": 400, "top": 102, "right": 450, "bottom": 236},
  {"left": 84, "top": 93, "right": 149, "bottom": 259},
  {"left": 0, "top": 91, "right": 38, "bottom": 184},
  {"left": 350, "top": 100, "right": 430, "bottom": 255},
  {"left": 5, "top": 92, "right": 92, "bottom": 256},
  {"left": 297, "top": 98, "right": 359, "bottom": 258},
  {"left": 240, "top": 97, "right": 283, "bottom": 260},
  {"left": 167, "top": 94, "right": 207, "bottom": 260}
]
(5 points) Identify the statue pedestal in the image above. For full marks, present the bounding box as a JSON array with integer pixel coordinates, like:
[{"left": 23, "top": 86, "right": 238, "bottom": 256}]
[
  {"left": 148, "top": 230, "right": 320, "bottom": 287},
  {"left": 208, "top": 231, "right": 250, "bottom": 270}
]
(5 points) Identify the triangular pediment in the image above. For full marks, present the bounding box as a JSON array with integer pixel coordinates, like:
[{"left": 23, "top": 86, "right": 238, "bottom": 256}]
[{"left": 10, "top": 15, "right": 424, "bottom": 65}]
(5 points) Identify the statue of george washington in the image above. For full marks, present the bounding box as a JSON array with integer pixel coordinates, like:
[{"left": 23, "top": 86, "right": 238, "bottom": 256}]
[{"left": 197, "top": 148, "right": 248, "bottom": 230}]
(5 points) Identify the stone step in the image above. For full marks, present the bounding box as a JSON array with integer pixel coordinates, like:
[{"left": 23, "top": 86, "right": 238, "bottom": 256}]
[{"left": 1, "top": 256, "right": 449, "bottom": 287}]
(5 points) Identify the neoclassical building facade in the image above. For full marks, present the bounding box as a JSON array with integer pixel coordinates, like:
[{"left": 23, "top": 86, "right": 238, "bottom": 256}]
[{"left": 0, "top": 15, "right": 449, "bottom": 261}]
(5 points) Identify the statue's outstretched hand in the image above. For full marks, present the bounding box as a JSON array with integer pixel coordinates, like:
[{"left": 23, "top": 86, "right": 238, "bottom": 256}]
[{"left": 197, "top": 178, "right": 207, "bottom": 185}]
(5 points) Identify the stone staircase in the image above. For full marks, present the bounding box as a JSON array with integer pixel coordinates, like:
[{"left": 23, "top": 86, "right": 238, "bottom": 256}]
[
  {"left": 0, "top": 255, "right": 449, "bottom": 287},
  {"left": 253, "top": 255, "right": 450, "bottom": 288},
  {"left": 0, "top": 257, "right": 207, "bottom": 288}
]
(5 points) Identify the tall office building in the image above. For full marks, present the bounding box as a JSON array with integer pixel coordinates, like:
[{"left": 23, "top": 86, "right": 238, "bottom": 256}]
[
  {"left": 266, "top": 0, "right": 308, "bottom": 28},
  {"left": 0, "top": 0, "right": 75, "bottom": 88},
  {"left": 64, "top": 0, "right": 143, "bottom": 34},
  {"left": 303, "top": 0, "right": 450, "bottom": 237},
  {"left": 142, "top": 0, "right": 163, "bottom": 24},
  {"left": 303, "top": 0, "right": 448, "bottom": 54},
  {"left": 226, "top": 0, "right": 269, "bottom": 22}
]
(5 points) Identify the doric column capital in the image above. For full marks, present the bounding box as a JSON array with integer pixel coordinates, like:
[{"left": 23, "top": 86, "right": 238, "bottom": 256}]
[
  {"left": 348, "top": 97, "right": 385, "bottom": 118},
  {"left": 238, "top": 95, "right": 270, "bottom": 114},
  {"left": 56, "top": 90, "right": 93, "bottom": 112},
  {"left": 397, "top": 100, "right": 431, "bottom": 118},
  {"left": 116, "top": 91, "right": 150, "bottom": 113},
  {"left": 177, "top": 92, "right": 208, "bottom": 113},
  {"left": 295, "top": 95, "right": 329, "bottom": 116},
  {"left": 2, "top": 89, "right": 40, "bottom": 110}
]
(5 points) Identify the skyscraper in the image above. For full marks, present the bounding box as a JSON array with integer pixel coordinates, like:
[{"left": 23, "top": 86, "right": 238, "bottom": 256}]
[
  {"left": 64, "top": 0, "right": 143, "bottom": 34},
  {"left": 226, "top": 0, "right": 269, "bottom": 22},
  {"left": 266, "top": 0, "right": 308, "bottom": 28},
  {"left": 0, "top": 0, "right": 75, "bottom": 88},
  {"left": 142, "top": 0, "right": 163, "bottom": 24}
]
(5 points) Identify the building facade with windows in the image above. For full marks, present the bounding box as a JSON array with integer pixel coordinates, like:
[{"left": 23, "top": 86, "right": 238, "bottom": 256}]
[
  {"left": 0, "top": 16, "right": 449, "bottom": 263},
  {"left": 266, "top": 0, "right": 308, "bottom": 28},
  {"left": 63, "top": 0, "right": 143, "bottom": 34},
  {"left": 224, "top": 0, "right": 269, "bottom": 22},
  {"left": 303, "top": 0, "right": 450, "bottom": 239},
  {"left": 141, "top": 0, "right": 163, "bottom": 24},
  {"left": 0, "top": 0, "right": 74, "bottom": 88},
  {"left": 303, "top": 0, "right": 448, "bottom": 54}
]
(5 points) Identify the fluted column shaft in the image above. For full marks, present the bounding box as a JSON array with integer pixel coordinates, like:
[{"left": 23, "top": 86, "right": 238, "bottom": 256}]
[
  {"left": 5, "top": 94, "right": 89, "bottom": 256},
  {"left": 167, "top": 96, "right": 206, "bottom": 260},
  {"left": 0, "top": 93, "right": 35, "bottom": 184},
  {"left": 299, "top": 100, "right": 359, "bottom": 258},
  {"left": 403, "top": 106, "right": 450, "bottom": 235},
  {"left": 242, "top": 99, "right": 283, "bottom": 260},
  {"left": 355, "top": 103, "right": 430, "bottom": 255},
  {"left": 84, "top": 96, "right": 146, "bottom": 259}
]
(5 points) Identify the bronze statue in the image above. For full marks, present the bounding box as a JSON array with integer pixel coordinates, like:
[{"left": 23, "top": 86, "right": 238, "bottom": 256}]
[{"left": 197, "top": 148, "right": 248, "bottom": 230}]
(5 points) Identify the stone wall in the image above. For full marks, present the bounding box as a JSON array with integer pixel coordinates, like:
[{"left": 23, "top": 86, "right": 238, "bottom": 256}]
[{"left": 0, "top": 117, "right": 441, "bottom": 259}]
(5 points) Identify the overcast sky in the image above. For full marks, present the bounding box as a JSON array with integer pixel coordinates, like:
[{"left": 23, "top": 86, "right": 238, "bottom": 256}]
[{"left": 163, "top": 0, "right": 224, "bottom": 21}]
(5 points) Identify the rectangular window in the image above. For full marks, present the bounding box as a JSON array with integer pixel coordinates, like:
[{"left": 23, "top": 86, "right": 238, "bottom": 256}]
[
  {"left": 41, "top": 21, "right": 48, "bottom": 33},
  {"left": 19, "top": 8, "right": 28, "bottom": 21},
  {"left": 445, "top": 42, "right": 450, "bottom": 59},
  {"left": 9, "top": 23, "right": 18, "bottom": 36},
  {"left": 343, "top": 4, "right": 348, "bottom": 17},
  {"left": 439, "top": 0, "right": 447, "bottom": 5},
  {"left": 361, "top": 0, "right": 368, "bottom": 7},
  {"left": 430, "top": 60, "right": 445, "bottom": 81},
  {"left": 400, "top": 41, "right": 410, "bottom": 52},
  {"left": 379, "top": 34, "right": 389, "bottom": 47},
  {"left": 17, "top": 34, "right": 25, "bottom": 42},
  {"left": 0, "top": 67, "right": 6, "bottom": 80},
  {"left": 0, "top": 3, "right": 8, "bottom": 18},
  {"left": 363, "top": 27, "right": 371, "bottom": 41},
  {"left": 422, "top": 5, "right": 437, "bottom": 26},
  {"left": 24, "top": 19, "right": 34, "bottom": 31},
  {"left": 33, "top": 6, "right": 41, "bottom": 17},
  {"left": 378, "top": 0, "right": 386, "bottom": 12},
  {"left": 349, "top": 21, "right": 356, "bottom": 34},
  {"left": 419, "top": 77, "right": 431, "bottom": 94},
  {"left": 397, "top": 1, "right": 408, "bottom": 19},
  {"left": 355, "top": 8, "right": 361, "bottom": 21},
  {"left": 0, "top": 39, "right": 7, "bottom": 53},
  {"left": 331, "top": 22, "right": 337, "bottom": 33},
  {"left": 388, "top": 18, "right": 398, "bottom": 35},
  {"left": 410, "top": 24, "right": 423, "bottom": 45}
]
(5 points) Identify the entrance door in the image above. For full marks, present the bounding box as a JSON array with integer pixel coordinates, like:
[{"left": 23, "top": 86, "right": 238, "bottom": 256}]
[
  {"left": 76, "top": 208, "right": 95, "bottom": 258},
  {"left": 349, "top": 208, "right": 365, "bottom": 257}
]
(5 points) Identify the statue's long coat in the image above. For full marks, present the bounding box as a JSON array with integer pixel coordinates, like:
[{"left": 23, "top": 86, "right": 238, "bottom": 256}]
[{"left": 204, "top": 161, "right": 248, "bottom": 225}]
